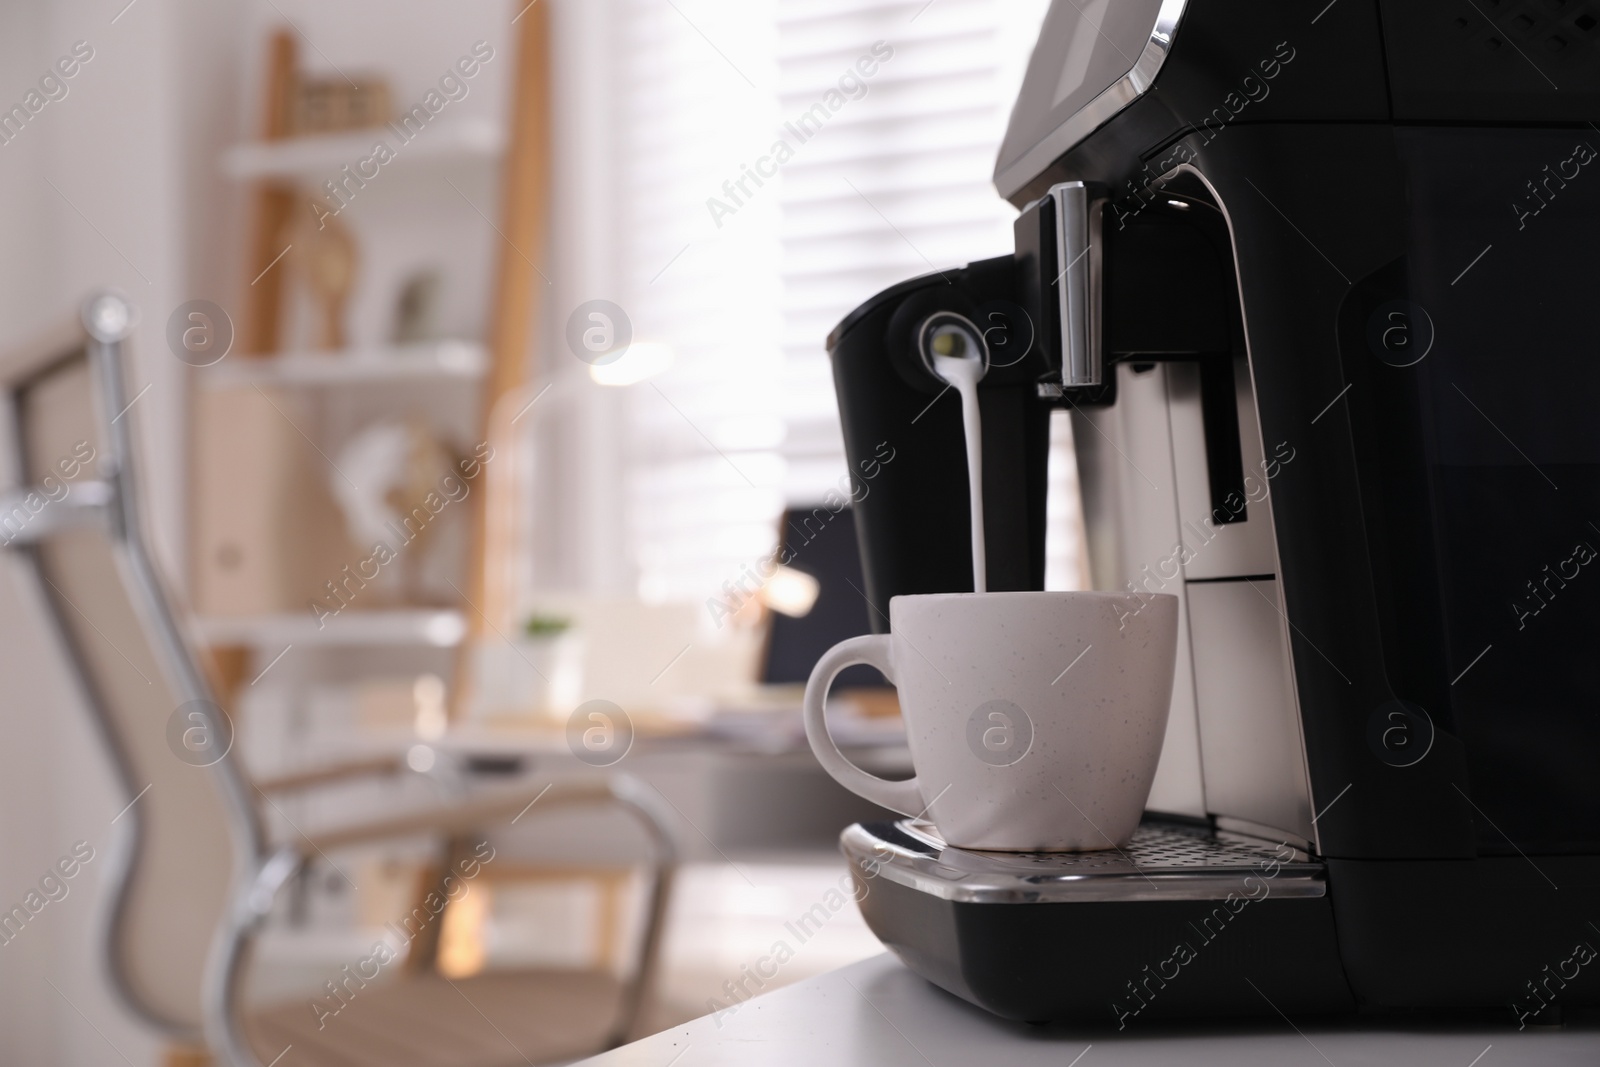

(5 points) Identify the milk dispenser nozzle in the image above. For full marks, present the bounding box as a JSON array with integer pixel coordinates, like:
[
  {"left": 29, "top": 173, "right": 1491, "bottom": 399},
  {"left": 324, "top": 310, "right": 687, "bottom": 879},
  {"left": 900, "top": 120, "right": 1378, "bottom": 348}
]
[{"left": 915, "top": 311, "right": 989, "bottom": 383}]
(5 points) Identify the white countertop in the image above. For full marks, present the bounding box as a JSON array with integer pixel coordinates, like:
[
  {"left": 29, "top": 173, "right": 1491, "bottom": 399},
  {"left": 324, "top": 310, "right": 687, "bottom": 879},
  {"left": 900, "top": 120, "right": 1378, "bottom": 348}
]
[{"left": 578, "top": 953, "right": 1599, "bottom": 1066}]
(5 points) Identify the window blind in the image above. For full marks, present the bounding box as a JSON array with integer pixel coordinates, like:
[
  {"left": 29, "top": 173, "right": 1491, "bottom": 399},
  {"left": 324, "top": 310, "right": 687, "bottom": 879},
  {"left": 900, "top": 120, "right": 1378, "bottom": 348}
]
[{"left": 618, "top": 0, "right": 1076, "bottom": 613}]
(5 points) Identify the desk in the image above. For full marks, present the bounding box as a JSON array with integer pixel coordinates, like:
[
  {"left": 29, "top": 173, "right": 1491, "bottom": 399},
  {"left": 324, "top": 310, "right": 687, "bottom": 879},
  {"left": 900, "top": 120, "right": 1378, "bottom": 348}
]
[
  {"left": 432, "top": 723, "right": 910, "bottom": 861},
  {"left": 273, "top": 710, "right": 909, "bottom": 862},
  {"left": 574, "top": 953, "right": 1599, "bottom": 1066}
]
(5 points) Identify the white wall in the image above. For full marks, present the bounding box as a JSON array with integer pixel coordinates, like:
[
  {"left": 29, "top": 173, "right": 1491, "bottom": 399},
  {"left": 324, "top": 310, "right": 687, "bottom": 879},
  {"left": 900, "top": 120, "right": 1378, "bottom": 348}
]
[{"left": 0, "top": 1, "right": 245, "bottom": 1062}]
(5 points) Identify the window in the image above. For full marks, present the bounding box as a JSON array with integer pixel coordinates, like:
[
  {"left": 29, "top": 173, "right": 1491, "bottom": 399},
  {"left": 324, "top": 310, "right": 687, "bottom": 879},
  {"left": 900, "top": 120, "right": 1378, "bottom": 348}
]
[{"left": 611, "top": 0, "right": 1073, "bottom": 613}]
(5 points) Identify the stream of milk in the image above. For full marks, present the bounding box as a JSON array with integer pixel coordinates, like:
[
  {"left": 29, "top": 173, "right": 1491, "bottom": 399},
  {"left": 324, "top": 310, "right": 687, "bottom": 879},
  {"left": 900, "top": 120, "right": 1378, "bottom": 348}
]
[{"left": 930, "top": 347, "right": 986, "bottom": 593}]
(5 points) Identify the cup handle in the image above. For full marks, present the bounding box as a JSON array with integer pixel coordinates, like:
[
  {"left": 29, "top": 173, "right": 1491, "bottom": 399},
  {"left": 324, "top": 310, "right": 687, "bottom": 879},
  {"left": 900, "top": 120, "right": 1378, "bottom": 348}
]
[{"left": 802, "top": 634, "right": 922, "bottom": 817}]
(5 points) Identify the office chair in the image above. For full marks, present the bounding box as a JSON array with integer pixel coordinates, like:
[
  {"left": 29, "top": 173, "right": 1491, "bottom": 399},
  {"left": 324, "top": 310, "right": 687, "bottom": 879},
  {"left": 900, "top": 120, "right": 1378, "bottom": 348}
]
[{"left": 0, "top": 292, "right": 676, "bottom": 1067}]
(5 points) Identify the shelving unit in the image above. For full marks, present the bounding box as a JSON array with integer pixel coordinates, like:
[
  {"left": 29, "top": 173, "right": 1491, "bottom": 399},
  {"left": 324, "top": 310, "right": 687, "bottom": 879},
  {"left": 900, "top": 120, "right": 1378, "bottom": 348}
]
[
  {"left": 153, "top": 17, "right": 574, "bottom": 1062},
  {"left": 198, "top": 340, "right": 486, "bottom": 390},
  {"left": 190, "top": 13, "right": 531, "bottom": 729},
  {"left": 221, "top": 115, "right": 504, "bottom": 181},
  {"left": 193, "top": 609, "right": 467, "bottom": 650}
]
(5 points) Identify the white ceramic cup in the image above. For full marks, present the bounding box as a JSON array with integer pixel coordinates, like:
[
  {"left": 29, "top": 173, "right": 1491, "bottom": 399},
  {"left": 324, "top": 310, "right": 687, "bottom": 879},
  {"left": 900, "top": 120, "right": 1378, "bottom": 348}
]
[{"left": 803, "top": 591, "right": 1178, "bottom": 852}]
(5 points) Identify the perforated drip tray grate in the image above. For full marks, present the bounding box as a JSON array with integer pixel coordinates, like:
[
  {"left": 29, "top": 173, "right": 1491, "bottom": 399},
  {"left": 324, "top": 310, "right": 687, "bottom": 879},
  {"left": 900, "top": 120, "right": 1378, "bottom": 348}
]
[{"left": 840, "top": 819, "right": 1326, "bottom": 904}]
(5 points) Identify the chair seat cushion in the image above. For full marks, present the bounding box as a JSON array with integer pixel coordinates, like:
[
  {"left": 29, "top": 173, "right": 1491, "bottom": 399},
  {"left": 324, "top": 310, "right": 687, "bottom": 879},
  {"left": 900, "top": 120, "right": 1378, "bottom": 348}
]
[{"left": 248, "top": 969, "right": 624, "bottom": 1067}]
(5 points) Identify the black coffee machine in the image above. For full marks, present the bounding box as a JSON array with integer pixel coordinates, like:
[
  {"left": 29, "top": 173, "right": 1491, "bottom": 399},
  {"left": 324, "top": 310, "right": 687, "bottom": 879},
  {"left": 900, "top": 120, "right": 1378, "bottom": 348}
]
[{"left": 827, "top": 0, "right": 1600, "bottom": 1026}]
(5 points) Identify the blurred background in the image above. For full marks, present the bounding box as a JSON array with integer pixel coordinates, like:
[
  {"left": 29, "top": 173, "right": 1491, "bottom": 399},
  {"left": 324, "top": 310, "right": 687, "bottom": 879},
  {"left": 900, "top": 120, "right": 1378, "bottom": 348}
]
[{"left": 0, "top": 0, "right": 1088, "bottom": 1062}]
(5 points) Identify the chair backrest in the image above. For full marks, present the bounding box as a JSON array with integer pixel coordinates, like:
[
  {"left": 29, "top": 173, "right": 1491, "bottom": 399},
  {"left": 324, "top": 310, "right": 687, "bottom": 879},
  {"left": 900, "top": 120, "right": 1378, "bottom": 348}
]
[{"left": 0, "top": 295, "right": 263, "bottom": 1038}]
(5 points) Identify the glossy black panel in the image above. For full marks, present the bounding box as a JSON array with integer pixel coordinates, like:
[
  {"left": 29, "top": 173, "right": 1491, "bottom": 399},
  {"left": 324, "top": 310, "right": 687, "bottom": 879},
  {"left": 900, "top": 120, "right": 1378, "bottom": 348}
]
[
  {"left": 1380, "top": 127, "right": 1600, "bottom": 852},
  {"left": 1382, "top": 0, "right": 1600, "bottom": 121}
]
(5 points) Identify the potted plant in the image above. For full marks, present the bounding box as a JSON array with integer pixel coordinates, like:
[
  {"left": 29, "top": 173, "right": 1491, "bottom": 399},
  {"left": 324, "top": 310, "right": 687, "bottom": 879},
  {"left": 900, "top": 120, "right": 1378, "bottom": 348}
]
[{"left": 464, "top": 612, "right": 584, "bottom": 722}]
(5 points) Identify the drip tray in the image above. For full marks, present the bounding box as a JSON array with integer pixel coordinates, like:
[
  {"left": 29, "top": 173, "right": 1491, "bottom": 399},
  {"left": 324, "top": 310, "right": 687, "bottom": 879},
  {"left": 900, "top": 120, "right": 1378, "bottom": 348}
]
[{"left": 842, "top": 818, "right": 1326, "bottom": 903}]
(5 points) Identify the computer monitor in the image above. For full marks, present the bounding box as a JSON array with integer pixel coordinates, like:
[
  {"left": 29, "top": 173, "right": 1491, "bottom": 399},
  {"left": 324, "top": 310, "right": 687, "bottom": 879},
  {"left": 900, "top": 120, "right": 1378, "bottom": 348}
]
[{"left": 759, "top": 506, "right": 882, "bottom": 689}]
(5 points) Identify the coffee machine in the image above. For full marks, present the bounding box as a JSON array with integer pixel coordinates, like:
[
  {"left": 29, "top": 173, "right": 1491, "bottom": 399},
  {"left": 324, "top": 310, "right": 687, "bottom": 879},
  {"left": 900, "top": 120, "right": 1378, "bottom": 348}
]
[{"left": 827, "top": 0, "right": 1600, "bottom": 1025}]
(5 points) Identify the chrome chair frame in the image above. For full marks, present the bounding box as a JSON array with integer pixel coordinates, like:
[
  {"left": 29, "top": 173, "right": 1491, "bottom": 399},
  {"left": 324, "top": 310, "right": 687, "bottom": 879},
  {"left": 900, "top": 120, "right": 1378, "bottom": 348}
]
[{"left": 0, "top": 293, "right": 678, "bottom": 1066}]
